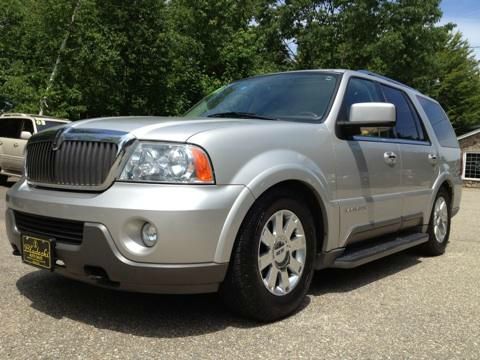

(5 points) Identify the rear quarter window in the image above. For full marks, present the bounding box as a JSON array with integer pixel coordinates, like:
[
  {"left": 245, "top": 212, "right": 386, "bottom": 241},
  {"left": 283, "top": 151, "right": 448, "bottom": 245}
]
[{"left": 417, "top": 97, "right": 459, "bottom": 148}]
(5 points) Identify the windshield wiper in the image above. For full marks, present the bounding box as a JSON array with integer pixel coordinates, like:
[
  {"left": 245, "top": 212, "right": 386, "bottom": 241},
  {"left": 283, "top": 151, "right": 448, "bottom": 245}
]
[{"left": 206, "top": 112, "right": 278, "bottom": 121}]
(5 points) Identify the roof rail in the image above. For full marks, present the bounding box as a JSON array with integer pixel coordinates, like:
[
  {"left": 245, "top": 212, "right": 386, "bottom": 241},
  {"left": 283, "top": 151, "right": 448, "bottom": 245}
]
[
  {"left": 0, "top": 112, "right": 68, "bottom": 121},
  {"left": 357, "top": 70, "right": 417, "bottom": 92},
  {"left": 0, "top": 113, "right": 30, "bottom": 117}
]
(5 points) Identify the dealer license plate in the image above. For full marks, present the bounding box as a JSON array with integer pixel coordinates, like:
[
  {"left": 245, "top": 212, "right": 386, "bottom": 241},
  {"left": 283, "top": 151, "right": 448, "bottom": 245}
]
[{"left": 21, "top": 235, "right": 54, "bottom": 270}]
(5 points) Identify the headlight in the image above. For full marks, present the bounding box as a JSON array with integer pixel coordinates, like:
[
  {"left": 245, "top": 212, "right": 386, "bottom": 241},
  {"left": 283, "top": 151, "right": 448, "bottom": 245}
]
[{"left": 119, "top": 142, "right": 214, "bottom": 184}]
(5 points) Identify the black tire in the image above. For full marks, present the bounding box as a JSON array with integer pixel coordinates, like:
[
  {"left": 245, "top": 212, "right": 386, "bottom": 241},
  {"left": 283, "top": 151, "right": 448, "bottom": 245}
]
[
  {"left": 421, "top": 188, "right": 451, "bottom": 256},
  {"left": 220, "top": 188, "right": 316, "bottom": 322}
]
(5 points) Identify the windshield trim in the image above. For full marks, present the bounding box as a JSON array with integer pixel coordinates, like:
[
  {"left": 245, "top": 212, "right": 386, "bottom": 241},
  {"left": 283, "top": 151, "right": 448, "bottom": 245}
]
[{"left": 184, "top": 71, "right": 343, "bottom": 124}]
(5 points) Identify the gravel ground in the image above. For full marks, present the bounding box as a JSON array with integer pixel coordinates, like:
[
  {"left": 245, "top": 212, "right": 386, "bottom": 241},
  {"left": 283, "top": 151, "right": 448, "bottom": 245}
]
[{"left": 0, "top": 183, "right": 479, "bottom": 359}]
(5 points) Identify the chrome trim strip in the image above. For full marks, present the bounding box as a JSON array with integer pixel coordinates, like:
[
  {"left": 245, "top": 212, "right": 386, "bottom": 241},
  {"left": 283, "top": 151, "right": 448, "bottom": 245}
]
[{"left": 352, "top": 135, "right": 431, "bottom": 146}]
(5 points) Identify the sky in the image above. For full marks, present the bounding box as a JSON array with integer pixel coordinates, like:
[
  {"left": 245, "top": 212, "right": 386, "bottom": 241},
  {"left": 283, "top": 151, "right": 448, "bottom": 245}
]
[{"left": 441, "top": 0, "right": 480, "bottom": 60}]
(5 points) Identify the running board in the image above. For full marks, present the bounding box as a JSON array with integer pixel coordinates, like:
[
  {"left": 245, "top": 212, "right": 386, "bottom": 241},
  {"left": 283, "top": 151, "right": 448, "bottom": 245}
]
[
  {"left": 0, "top": 169, "right": 21, "bottom": 178},
  {"left": 332, "top": 232, "right": 429, "bottom": 269}
]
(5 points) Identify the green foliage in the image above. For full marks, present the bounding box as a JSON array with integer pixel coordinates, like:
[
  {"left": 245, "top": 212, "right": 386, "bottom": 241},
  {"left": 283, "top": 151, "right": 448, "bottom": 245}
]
[
  {"left": 0, "top": 0, "right": 479, "bottom": 132},
  {"left": 428, "top": 32, "right": 480, "bottom": 133},
  {"left": 275, "top": 0, "right": 451, "bottom": 88}
]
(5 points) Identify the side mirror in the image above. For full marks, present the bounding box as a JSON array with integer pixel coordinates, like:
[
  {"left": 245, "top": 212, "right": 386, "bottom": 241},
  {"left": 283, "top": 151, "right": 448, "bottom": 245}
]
[
  {"left": 20, "top": 131, "right": 32, "bottom": 140},
  {"left": 339, "top": 102, "right": 396, "bottom": 128}
]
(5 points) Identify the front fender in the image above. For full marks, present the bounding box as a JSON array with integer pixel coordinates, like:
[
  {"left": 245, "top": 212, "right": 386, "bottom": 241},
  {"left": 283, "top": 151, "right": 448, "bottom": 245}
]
[{"left": 214, "top": 150, "right": 338, "bottom": 263}]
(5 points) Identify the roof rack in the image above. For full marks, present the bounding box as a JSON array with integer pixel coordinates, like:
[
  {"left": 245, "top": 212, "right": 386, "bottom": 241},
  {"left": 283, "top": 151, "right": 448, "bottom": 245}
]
[{"left": 357, "top": 70, "right": 418, "bottom": 92}]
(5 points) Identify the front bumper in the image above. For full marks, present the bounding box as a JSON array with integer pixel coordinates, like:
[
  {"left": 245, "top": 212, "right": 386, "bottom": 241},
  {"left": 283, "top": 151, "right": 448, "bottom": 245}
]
[
  {"left": 7, "top": 211, "right": 227, "bottom": 293},
  {"left": 6, "top": 180, "right": 249, "bottom": 293}
]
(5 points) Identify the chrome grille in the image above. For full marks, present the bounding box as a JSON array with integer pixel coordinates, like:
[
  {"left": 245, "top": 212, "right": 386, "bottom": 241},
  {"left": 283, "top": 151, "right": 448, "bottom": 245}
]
[{"left": 26, "top": 140, "right": 118, "bottom": 187}]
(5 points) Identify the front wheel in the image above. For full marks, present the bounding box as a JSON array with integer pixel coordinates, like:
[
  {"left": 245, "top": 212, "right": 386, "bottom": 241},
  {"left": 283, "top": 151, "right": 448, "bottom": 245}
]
[
  {"left": 421, "top": 189, "right": 451, "bottom": 256},
  {"left": 220, "top": 190, "right": 316, "bottom": 322}
]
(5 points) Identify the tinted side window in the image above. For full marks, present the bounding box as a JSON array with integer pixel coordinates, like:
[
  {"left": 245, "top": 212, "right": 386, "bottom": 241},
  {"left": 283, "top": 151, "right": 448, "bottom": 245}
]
[
  {"left": 341, "top": 78, "right": 396, "bottom": 138},
  {"left": 341, "top": 78, "right": 384, "bottom": 121},
  {"left": 417, "top": 97, "right": 459, "bottom": 148},
  {"left": 381, "top": 85, "right": 424, "bottom": 141},
  {"left": 0, "top": 118, "right": 22, "bottom": 138}
]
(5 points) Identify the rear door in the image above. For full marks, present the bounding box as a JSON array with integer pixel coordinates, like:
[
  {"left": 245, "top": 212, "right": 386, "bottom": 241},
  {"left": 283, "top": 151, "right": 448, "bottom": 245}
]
[
  {"left": 415, "top": 96, "right": 462, "bottom": 214},
  {"left": 0, "top": 118, "right": 23, "bottom": 172},
  {"left": 379, "top": 85, "right": 437, "bottom": 229}
]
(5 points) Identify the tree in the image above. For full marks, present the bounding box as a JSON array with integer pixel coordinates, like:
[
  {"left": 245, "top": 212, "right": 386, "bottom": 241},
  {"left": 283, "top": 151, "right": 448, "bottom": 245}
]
[
  {"left": 56, "top": 0, "right": 173, "bottom": 118},
  {"left": 0, "top": 0, "right": 478, "bottom": 131},
  {"left": 0, "top": 0, "right": 82, "bottom": 116},
  {"left": 428, "top": 31, "right": 480, "bottom": 133},
  {"left": 167, "top": 0, "right": 284, "bottom": 96},
  {"left": 275, "top": 0, "right": 451, "bottom": 89}
]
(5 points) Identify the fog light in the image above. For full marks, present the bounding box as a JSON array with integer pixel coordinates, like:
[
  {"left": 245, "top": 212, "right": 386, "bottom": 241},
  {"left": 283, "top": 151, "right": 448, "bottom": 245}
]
[{"left": 141, "top": 222, "right": 158, "bottom": 247}]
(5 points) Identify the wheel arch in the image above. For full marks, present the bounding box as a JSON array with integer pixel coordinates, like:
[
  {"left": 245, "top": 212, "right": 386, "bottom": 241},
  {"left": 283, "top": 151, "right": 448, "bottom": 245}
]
[
  {"left": 214, "top": 166, "right": 334, "bottom": 263},
  {"left": 438, "top": 180, "right": 453, "bottom": 204},
  {"left": 425, "top": 175, "right": 456, "bottom": 230},
  {"left": 432, "top": 175, "right": 455, "bottom": 208},
  {"left": 261, "top": 180, "right": 328, "bottom": 256}
]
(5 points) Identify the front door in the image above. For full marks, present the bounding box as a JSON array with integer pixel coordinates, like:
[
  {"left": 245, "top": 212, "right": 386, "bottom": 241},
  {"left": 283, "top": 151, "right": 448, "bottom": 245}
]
[
  {"left": 8, "top": 119, "right": 35, "bottom": 173},
  {"left": 0, "top": 117, "right": 23, "bottom": 173},
  {"left": 335, "top": 77, "right": 403, "bottom": 247}
]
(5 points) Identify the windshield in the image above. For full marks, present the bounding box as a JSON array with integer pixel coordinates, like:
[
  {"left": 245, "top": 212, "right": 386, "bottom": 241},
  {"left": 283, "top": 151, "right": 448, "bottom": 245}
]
[
  {"left": 35, "top": 119, "right": 67, "bottom": 132},
  {"left": 185, "top": 72, "right": 340, "bottom": 122}
]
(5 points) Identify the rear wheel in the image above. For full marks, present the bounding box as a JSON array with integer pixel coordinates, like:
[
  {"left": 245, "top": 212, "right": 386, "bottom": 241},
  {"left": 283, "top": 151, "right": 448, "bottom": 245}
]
[
  {"left": 220, "top": 189, "right": 316, "bottom": 322},
  {"left": 421, "top": 188, "right": 451, "bottom": 256}
]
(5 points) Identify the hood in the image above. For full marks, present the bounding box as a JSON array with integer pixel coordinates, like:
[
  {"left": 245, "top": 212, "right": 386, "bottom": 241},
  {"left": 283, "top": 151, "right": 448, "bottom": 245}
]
[{"left": 57, "top": 116, "right": 272, "bottom": 142}]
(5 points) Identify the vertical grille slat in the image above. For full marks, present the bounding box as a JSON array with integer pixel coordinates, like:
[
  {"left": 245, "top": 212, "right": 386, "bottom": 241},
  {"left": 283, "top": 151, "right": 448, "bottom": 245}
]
[
  {"left": 38, "top": 142, "right": 43, "bottom": 181},
  {"left": 79, "top": 141, "right": 86, "bottom": 186},
  {"left": 71, "top": 142, "right": 78, "bottom": 184},
  {"left": 41, "top": 142, "right": 48, "bottom": 181},
  {"left": 58, "top": 141, "right": 65, "bottom": 184},
  {"left": 36, "top": 143, "right": 42, "bottom": 181},
  {"left": 63, "top": 142, "right": 73, "bottom": 184},
  {"left": 87, "top": 142, "right": 93, "bottom": 186},
  {"left": 54, "top": 142, "right": 62, "bottom": 184},
  {"left": 26, "top": 143, "right": 34, "bottom": 179},
  {"left": 26, "top": 140, "right": 118, "bottom": 188},
  {"left": 49, "top": 144, "right": 55, "bottom": 182},
  {"left": 95, "top": 143, "right": 104, "bottom": 182},
  {"left": 103, "top": 143, "right": 111, "bottom": 181},
  {"left": 34, "top": 143, "right": 40, "bottom": 179}
]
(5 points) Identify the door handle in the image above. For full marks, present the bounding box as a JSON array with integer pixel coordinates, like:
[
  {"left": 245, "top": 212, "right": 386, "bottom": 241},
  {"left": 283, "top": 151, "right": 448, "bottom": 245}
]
[
  {"left": 13, "top": 143, "right": 19, "bottom": 148},
  {"left": 384, "top": 151, "right": 398, "bottom": 166},
  {"left": 428, "top": 153, "right": 438, "bottom": 165}
]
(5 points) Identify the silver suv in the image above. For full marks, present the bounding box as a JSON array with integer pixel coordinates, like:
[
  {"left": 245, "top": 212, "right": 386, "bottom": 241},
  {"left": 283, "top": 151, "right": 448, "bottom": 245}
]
[
  {"left": 5, "top": 70, "right": 462, "bottom": 321},
  {"left": 0, "top": 113, "right": 69, "bottom": 181}
]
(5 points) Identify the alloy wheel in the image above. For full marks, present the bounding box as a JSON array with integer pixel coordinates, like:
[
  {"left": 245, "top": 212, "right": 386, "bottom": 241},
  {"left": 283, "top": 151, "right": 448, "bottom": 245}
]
[{"left": 257, "top": 210, "right": 307, "bottom": 296}]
